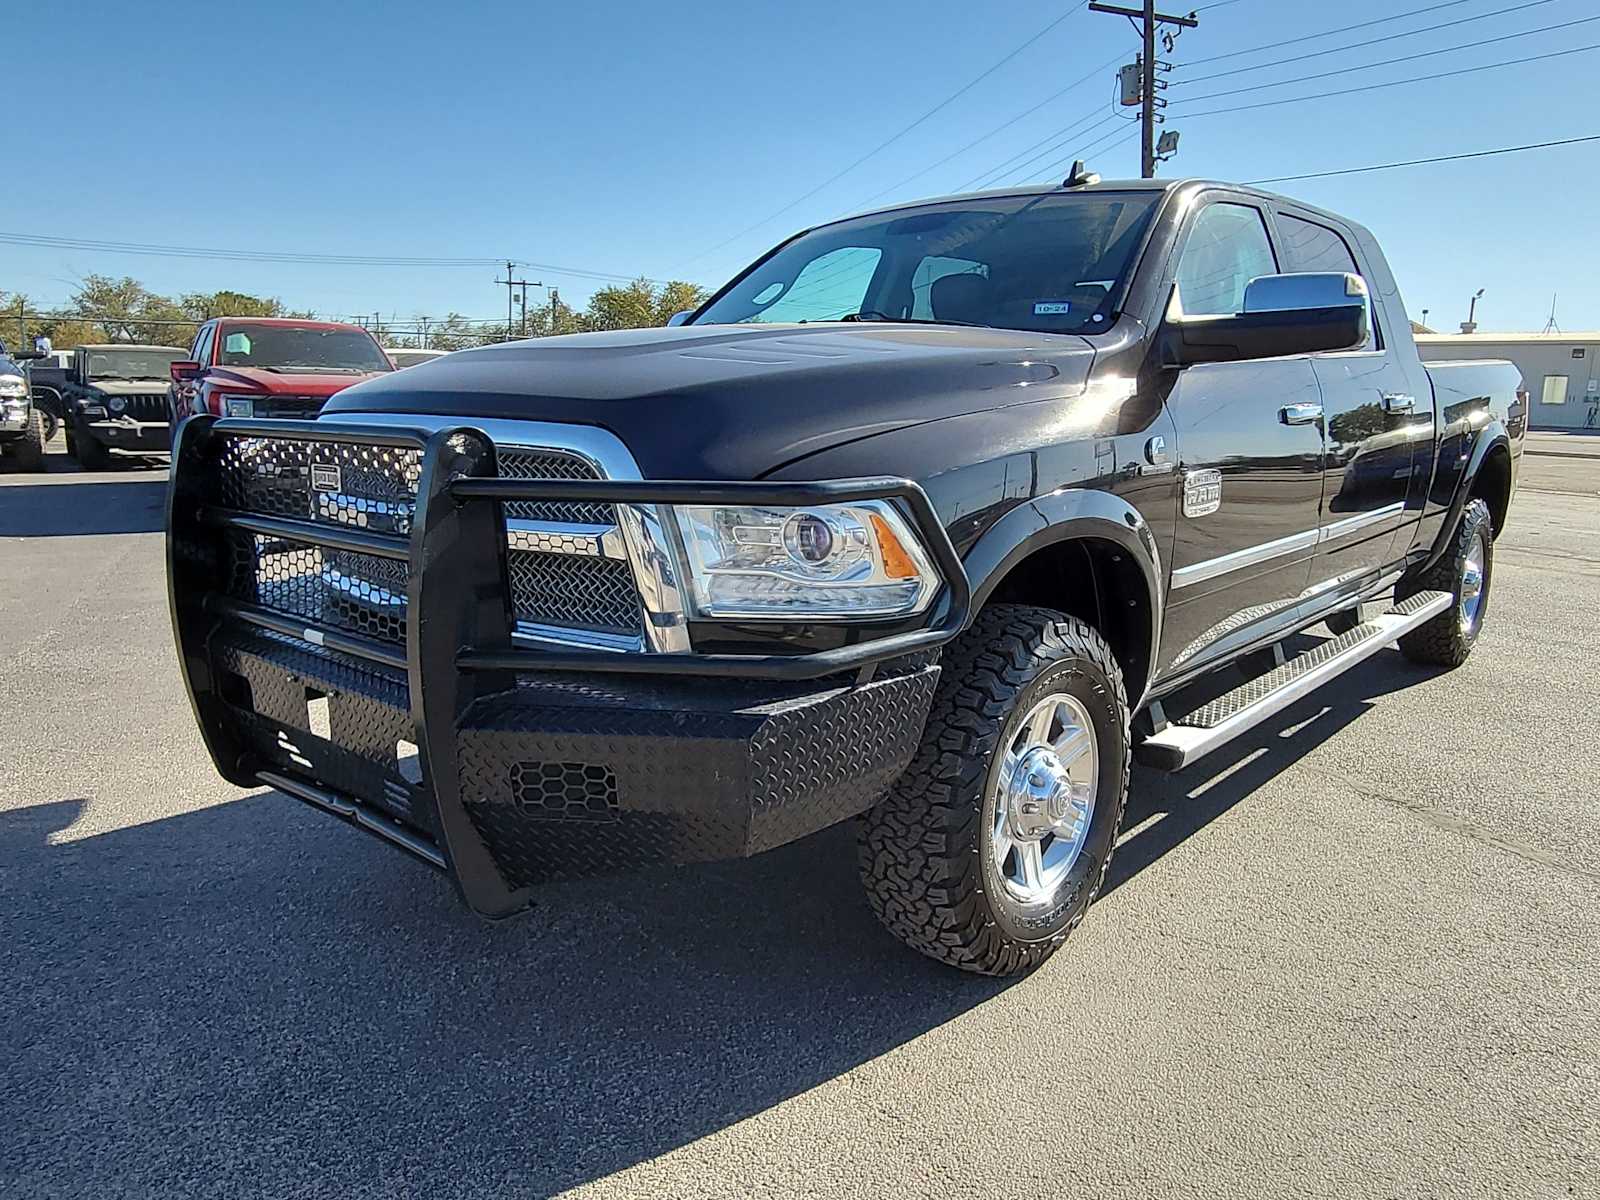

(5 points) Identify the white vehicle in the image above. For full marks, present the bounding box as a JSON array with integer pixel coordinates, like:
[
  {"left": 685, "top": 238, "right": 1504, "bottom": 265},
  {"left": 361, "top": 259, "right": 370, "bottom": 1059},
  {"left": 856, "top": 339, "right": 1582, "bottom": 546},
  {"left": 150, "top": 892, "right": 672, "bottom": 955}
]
[{"left": 388, "top": 348, "right": 451, "bottom": 369}]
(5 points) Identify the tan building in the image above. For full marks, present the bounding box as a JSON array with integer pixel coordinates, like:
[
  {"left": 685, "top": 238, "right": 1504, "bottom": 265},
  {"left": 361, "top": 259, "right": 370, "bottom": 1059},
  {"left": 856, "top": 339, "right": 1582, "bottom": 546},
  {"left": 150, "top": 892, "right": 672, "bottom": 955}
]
[{"left": 1415, "top": 332, "right": 1600, "bottom": 431}]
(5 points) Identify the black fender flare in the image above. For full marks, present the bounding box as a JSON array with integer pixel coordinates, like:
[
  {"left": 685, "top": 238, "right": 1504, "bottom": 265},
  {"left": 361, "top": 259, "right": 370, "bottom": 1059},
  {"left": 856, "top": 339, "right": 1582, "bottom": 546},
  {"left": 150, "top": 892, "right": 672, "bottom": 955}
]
[
  {"left": 961, "top": 487, "right": 1164, "bottom": 702},
  {"left": 1418, "top": 419, "right": 1510, "bottom": 575}
]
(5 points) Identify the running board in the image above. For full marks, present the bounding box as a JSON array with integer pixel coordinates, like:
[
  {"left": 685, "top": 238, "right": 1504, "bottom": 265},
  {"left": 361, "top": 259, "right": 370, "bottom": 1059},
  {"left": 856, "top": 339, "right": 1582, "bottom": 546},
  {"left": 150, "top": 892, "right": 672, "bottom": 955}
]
[{"left": 1137, "top": 590, "right": 1453, "bottom": 772}]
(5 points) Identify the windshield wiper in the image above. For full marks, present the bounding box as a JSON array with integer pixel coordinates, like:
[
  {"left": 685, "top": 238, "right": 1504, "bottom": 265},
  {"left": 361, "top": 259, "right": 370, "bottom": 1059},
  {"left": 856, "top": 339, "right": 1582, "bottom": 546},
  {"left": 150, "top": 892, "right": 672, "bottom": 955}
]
[
  {"left": 840, "top": 311, "right": 989, "bottom": 328},
  {"left": 258, "top": 364, "right": 366, "bottom": 374}
]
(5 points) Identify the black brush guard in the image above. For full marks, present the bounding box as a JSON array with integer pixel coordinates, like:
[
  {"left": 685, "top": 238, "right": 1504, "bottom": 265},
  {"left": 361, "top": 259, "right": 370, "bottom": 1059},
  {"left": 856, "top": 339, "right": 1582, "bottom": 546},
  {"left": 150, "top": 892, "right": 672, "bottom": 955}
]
[{"left": 168, "top": 416, "right": 970, "bottom": 916}]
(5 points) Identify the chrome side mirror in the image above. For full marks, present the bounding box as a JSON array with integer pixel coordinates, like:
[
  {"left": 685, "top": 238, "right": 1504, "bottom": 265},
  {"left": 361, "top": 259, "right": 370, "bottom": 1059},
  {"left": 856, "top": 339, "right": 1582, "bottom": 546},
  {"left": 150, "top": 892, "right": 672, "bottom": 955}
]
[
  {"left": 1242, "top": 271, "right": 1367, "bottom": 315},
  {"left": 666, "top": 310, "right": 694, "bottom": 327}
]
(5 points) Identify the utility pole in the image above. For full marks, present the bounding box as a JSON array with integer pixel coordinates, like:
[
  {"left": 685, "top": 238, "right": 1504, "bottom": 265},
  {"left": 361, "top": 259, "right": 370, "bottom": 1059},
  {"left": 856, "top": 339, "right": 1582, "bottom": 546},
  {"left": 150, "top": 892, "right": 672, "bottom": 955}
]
[
  {"left": 1091, "top": 1, "right": 1197, "bottom": 177},
  {"left": 497, "top": 261, "right": 537, "bottom": 341},
  {"left": 517, "top": 279, "right": 543, "bottom": 337},
  {"left": 549, "top": 288, "right": 561, "bottom": 336}
]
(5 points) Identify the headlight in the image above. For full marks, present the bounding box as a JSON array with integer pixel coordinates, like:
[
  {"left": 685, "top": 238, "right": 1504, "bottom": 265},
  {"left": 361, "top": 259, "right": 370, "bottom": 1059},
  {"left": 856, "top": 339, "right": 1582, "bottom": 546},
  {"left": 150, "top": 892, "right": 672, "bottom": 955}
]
[
  {"left": 674, "top": 500, "right": 939, "bottom": 619},
  {"left": 224, "top": 397, "right": 255, "bottom": 418},
  {"left": 108, "top": 396, "right": 127, "bottom": 414},
  {"left": 0, "top": 376, "right": 26, "bottom": 397}
]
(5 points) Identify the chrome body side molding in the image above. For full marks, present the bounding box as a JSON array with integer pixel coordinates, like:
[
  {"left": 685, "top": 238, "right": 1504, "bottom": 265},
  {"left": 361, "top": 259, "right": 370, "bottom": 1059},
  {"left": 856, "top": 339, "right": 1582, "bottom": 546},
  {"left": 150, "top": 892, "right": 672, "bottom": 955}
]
[{"left": 1171, "top": 501, "right": 1407, "bottom": 590}]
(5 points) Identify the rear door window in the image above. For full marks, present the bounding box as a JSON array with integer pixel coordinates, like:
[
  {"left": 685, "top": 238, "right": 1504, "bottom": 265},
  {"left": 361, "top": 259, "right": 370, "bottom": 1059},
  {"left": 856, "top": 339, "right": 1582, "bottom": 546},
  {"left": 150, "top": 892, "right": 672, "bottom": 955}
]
[{"left": 1276, "top": 213, "right": 1378, "bottom": 349}]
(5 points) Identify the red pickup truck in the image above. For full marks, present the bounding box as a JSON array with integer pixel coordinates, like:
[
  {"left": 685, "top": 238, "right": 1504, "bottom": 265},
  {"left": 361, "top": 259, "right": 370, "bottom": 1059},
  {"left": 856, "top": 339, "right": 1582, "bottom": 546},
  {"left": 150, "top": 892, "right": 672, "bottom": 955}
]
[{"left": 169, "top": 317, "right": 393, "bottom": 425}]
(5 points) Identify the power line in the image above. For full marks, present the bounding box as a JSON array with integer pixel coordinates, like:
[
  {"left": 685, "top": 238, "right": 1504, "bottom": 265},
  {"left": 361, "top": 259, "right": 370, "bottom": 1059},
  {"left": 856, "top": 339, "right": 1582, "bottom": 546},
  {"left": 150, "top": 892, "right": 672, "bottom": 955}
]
[
  {"left": 1184, "top": 0, "right": 1479, "bottom": 66},
  {"left": 1025, "top": 121, "right": 1145, "bottom": 183},
  {"left": 0, "top": 231, "right": 681, "bottom": 286},
  {"left": 1176, "top": 42, "right": 1600, "bottom": 118},
  {"left": 1244, "top": 134, "right": 1600, "bottom": 184},
  {"left": 1177, "top": 13, "right": 1600, "bottom": 103},
  {"left": 1174, "top": 0, "right": 1559, "bottom": 85},
  {"left": 677, "top": 3, "right": 1093, "bottom": 266},
  {"left": 0, "top": 232, "right": 504, "bottom": 267},
  {"left": 960, "top": 106, "right": 1121, "bottom": 192},
  {"left": 850, "top": 46, "right": 1134, "bottom": 210}
]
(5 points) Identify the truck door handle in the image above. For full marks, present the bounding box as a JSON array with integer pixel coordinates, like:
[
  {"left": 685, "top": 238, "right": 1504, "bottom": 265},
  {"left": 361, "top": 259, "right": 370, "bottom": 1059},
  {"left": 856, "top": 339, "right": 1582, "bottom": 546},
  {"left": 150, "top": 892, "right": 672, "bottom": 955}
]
[
  {"left": 1280, "top": 402, "right": 1323, "bottom": 425},
  {"left": 1381, "top": 392, "right": 1415, "bottom": 414}
]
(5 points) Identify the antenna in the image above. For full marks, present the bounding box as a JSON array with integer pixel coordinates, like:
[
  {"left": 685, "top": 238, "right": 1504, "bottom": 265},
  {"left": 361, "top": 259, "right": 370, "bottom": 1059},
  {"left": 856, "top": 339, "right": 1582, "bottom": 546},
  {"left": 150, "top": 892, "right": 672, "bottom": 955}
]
[
  {"left": 1062, "top": 160, "right": 1101, "bottom": 188},
  {"left": 1542, "top": 293, "right": 1561, "bottom": 335}
]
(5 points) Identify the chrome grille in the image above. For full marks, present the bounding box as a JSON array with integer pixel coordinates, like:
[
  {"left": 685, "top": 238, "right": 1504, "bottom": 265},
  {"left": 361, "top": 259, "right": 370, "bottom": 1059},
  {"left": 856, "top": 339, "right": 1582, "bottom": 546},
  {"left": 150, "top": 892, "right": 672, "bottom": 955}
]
[
  {"left": 507, "top": 551, "right": 641, "bottom": 633},
  {"left": 213, "top": 429, "right": 644, "bottom": 651},
  {"left": 498, "top": 448, "right": 613, "bottom": 525}
]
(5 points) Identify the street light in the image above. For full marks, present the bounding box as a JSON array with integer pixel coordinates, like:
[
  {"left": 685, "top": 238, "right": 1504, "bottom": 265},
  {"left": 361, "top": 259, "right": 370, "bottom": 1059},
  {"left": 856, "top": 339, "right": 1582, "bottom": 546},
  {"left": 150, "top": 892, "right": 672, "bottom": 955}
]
[{"left": 1462, "top": 288, "right": 1484, "bottom": 334}]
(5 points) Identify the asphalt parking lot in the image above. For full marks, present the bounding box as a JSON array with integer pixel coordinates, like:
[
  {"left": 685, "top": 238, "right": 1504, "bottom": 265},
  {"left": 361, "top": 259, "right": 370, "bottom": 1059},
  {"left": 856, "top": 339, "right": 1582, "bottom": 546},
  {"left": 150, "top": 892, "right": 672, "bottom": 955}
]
[{"left": 3, "top": 435, "right": 1596, "bottom": 1199}]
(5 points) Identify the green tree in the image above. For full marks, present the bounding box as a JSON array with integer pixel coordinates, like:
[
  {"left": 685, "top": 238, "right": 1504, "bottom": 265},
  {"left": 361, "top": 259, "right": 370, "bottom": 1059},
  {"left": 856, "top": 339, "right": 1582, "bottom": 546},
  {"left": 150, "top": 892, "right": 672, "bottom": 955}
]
[
  {"left": 580, "top": 278, "right": 710, "bottom": 332},
  {"left": 180, "top": 289, "right": 310, "bottom": 321},
  {"left": 68, "top": 275, "right": 196, "bottom": 347},
  {"left": 654, "top": 280, "right": 709, "bottom": 324}
]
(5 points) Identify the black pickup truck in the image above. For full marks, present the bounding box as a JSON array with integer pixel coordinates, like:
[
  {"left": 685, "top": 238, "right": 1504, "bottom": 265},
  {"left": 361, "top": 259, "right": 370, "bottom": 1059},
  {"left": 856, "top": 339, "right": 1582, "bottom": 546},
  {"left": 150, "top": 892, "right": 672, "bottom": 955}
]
[{"left": 168, "top": 176, "right": 1523, "bottom": 976}]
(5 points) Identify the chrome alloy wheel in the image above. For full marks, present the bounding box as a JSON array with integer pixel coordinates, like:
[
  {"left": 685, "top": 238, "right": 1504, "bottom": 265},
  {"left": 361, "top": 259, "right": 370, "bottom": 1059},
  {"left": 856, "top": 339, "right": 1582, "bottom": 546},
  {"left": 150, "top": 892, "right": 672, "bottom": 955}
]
[
  {"left": 991, "top": 693, "right": 1099, "bottom": 906},
  {"left": 1460, "top": 530, "right": 1488, "bottom": 633}
]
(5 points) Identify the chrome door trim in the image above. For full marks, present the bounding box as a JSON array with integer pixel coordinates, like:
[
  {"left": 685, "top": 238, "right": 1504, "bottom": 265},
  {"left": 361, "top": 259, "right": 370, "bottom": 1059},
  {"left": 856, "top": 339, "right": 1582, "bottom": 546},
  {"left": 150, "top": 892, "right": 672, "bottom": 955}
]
[
  {"left": 1316, "top": 501, "right": 1405, "bottom": 545},
  {"left": 1171, "top": 501, "right": 1408, "bottom": 591},
  {"left": 1171, "top": 528, "right": 1318, "bottom": 590}
]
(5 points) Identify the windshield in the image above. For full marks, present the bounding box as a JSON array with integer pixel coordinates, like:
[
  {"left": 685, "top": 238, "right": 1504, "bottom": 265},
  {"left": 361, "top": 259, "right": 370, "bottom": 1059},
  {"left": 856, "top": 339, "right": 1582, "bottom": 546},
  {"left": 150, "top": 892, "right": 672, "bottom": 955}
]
[
  {"left": 217, "top": 325, "right": 392, "bottom": 373},
  {"left": 693, "top": 191, "right": 1161, "bottom": 335},
  {"left": 84, "top": 349, "right": 185, "bottom": 381}
]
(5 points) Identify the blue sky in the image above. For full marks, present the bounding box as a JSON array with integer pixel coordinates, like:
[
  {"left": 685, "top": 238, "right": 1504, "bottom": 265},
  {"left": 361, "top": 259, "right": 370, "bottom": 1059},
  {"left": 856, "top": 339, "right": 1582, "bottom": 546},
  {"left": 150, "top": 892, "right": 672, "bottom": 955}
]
[{"left": 5, "top": 0, "right": 1597, "bottom": 332}]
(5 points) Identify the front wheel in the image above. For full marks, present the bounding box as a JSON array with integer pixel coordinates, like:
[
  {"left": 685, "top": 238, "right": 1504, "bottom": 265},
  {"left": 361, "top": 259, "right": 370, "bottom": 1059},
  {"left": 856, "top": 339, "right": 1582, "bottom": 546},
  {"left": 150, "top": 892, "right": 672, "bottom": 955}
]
[
  {"left": 857, "top": 604, "right": 1130, "bottom": 976},
  {"left": 1398, "top": 497, "right": 1493, "bottom": 667},
  {"left": 12, "top": 409, "right": 46, "bottom": 472},
  {"left": 73, "top": 424, "right": 110, "bottom": 471}
]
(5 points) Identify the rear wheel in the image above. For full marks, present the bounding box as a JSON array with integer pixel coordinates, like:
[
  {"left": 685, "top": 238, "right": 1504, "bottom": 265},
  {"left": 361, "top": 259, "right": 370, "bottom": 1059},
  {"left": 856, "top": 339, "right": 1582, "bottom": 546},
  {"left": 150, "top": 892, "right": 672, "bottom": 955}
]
[
  {"left": 857, "top": 604, "right": 1130, "bottom": 976},
  {"left": 1398, "top": 498, "right": 1493, "bottom": 667}
]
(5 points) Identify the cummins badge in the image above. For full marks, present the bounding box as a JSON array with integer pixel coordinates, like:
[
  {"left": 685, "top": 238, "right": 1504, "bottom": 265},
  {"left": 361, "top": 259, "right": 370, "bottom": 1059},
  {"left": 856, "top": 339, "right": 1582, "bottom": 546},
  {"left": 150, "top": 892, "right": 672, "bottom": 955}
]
[{"left": 1183, "top": 468, "right": 1222, "bottom": 518}]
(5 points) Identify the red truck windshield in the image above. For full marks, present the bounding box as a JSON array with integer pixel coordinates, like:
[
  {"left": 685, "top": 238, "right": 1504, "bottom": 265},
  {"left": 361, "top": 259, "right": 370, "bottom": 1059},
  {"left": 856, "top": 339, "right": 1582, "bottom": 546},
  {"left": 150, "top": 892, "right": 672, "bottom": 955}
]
[
  {"left": 694, "top": 191, "right": 1161, "bottom": 335},
  {"left": 218, "top": 325, "right": 392, "bottom": 374}
]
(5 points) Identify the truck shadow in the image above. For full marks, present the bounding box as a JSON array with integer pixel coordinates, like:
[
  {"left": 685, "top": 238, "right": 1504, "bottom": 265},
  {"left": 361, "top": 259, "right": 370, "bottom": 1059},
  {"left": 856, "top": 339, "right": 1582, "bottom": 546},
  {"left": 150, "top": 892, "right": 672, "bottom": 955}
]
[
  {"left": 0, "top": 477, "right": 168, "bottom": 536},
  {"left": 2, "top": 648, "right": 1432, "bottom": 1197},
  {"left": 1108, "top": 641, "right": 1431, "bottom": 897}
]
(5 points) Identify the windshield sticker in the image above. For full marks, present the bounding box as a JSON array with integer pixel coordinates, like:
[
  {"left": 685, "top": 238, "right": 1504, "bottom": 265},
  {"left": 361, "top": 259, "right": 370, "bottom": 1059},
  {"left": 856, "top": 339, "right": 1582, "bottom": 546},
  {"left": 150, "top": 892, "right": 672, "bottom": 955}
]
[
  {"left": 1032, "top": 301, "right": 1072, "bottom": 315},
  {"left": 224, "top": 332, "right": 252, "bottom": 355}
]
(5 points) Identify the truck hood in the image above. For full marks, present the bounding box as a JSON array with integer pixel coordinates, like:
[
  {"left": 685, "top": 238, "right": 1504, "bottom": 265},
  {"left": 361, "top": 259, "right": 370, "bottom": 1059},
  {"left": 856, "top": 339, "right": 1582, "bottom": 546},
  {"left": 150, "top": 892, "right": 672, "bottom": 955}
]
[
  {"left": 209, "top": 366, "right": 387, "bottom": 396},
  {"left": 324, "top": 323, "right": 1096, "bottom": 478}
]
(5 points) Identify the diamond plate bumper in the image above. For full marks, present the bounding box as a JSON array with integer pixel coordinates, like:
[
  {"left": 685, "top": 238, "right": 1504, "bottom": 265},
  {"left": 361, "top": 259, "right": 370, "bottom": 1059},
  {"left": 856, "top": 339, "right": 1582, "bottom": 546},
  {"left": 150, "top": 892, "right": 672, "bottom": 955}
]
[{"left": 167, "top": 416, "right": 963, "bottom": 917}]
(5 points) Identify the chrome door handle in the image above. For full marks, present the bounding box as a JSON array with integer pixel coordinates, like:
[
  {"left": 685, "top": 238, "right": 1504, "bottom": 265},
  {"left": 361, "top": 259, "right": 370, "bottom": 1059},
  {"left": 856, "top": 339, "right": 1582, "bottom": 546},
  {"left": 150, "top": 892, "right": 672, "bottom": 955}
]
[
  {"left": 1382, "top": 392, "right": 1415, "bottom": 414},
  {"left": 1280, "top": 402, "right": 1323, "bottom": 425}
]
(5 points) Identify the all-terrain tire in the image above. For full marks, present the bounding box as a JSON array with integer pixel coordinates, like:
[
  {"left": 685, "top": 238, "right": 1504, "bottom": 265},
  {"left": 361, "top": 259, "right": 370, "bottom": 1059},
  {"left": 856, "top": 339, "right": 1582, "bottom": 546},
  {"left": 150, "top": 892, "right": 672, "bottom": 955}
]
[
  {"left": 11, "top": 409, "right": 46, "bottom": 472},
  {"left": 73, "top": 425, "right": 110, "bottom": 471},
  {"left": 857, "top": 604, "right": 1130, "bottom": 976},
  {"left": 1397, "top": 497, "right": 1493, "bottom": 668}
]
